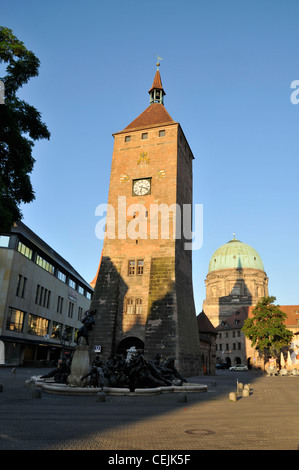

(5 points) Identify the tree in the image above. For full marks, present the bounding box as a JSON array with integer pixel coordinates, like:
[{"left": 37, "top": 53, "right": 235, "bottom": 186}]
[
  {"left": 242, "top": 296, "right": 293, "bottom": 363},
  {"left": 0, "top": 26, "right": 50, "bottom": 232}
]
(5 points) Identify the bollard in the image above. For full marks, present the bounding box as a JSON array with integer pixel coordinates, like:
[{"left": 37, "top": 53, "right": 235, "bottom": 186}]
[
  {"left": 96, "top": 391, "right": 106, "bottom": 402},
  {"left": 229, "top": 392, "right": 237, "bottom": 401},
  {"left": 32, "top": 388, "right": 42, "bottom": 398},
  {"left": 242, "top": 388, "right": 250, "bottom": 397},
  {"left": 237, "top": 382, "right": 243, "bottom": 392},
  {"left": 178, "top": 393, "right": 187, "bottom": 403},
  {"left": 244, "top": 384, "right": 250, "bottom": 391}
]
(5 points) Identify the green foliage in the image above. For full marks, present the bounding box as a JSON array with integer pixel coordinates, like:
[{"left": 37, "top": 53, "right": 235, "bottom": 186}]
[
  {"left": 242, "top": 296, "right": 293, "bottom": 360},
  {"left": 0, "top": 26, "right": 50, "bottom": 232}
]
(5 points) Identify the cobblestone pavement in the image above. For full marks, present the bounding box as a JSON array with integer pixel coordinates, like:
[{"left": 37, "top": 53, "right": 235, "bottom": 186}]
[{"left": 0, "top": 366, "right": 299, "bottom": 453}]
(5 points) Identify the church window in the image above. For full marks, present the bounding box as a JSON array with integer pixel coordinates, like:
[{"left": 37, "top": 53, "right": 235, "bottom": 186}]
[
  {"left": 159, "top": 130, "right": 165, "bottom": 137},
  {"left": 128, "top": 260, "right": 135, "bottom": 275},
  {"left": 141, "top": 132, "right": 148, "bottom": 139},
  {"left": 125, "top": 135, "right": 131, "bottom": 142},
  {"left": 135, "top": 298, "right": 142, "bottom": 314},
  {"left": 137, "top": 260, "right": 144, "bottom": 275}
]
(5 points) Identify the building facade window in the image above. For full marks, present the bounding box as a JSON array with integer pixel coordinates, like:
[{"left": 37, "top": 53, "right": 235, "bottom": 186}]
[
  {"left": 78, "top": 285, "right": 84, "bottom": 295},
  {"left": 0, "top": 235, "right": 10, "bottom": 247},
  {"left": 6, "top": 308, "right": 25, "bottom": 332},
  {"left": 36, "top": 254, "right": 54, "bottom": 274},
  {"left": 35, "top": 285, "right": 51, "bottom": 308},
  {"left": 137, "top": 260, "right": 144, "bottom": 275},
  {"left": 63, "top": 325, "right": 73, "bottom": 343},
  {"left": 68, "top": 279, "right": 76, "bottom": 289},
  {"left": 128, "top": 260, "right": 135, "bottom": 275},
  {"left": 126, "top": 298, "right": 134, "bottom": 314},
  {"left": 159, "top": 129, "right": 165, "bottom": 137},
  {"left": 78, "top": 306, "right": 83, "bottom": 321},
  {"left": 125, "top": 135, "right": 131, "bottom": 142},
  {"left": 18, "top": 241, "right": 32, "bottom": 260},
  {"left": 128, "top": 259, "right": 144, "bottom": 275},
  {"left": 16, "top": 275, "right": 27, "bottom": 298},
  {"left": 135, "top": 298, "right": 142, "bottom": 314},
  {"left": 27, "top": 314, "right": 49, "bottom": 337},
  {"left": 51, "top": 322, "right": 63, "bottom": 340},
  {"left": 57, "top": 296, "right": 64, "bottom": 314},
  {"left": 57, "top": 270, "right": 66, "bottom": 283},
  {"left": 68, "top": 302, "right": 74, "bottom": 318}
]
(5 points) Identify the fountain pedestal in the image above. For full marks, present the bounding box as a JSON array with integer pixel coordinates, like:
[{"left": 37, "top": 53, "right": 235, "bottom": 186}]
[{"left": 67, "top": 339, "right": 90, "bottom": 387}]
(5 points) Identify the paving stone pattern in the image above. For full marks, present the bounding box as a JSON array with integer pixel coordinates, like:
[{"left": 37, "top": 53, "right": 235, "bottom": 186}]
[{"left": 0, "top": 367, "right": 299, "bottom": 451}]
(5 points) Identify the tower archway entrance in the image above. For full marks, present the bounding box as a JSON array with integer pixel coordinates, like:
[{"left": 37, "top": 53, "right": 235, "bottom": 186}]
[{"left": 117, "top": 337, "right": 144, "bottom": 357}]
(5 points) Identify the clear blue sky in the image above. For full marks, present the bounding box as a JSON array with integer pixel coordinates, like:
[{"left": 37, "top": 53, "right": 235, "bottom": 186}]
[{"left": 1, "top": 0, "right": 299, "bottom": 311}]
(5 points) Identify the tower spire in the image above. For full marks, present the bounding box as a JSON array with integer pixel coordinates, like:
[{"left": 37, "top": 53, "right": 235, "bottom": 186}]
[{"left": 149, "top": 58, "right": 166, "bottom": 105}]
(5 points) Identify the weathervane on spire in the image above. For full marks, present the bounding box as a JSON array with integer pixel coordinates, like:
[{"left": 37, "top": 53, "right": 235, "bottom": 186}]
[{"left": 156, "top": 55, "right": 163, "bottom": 69}]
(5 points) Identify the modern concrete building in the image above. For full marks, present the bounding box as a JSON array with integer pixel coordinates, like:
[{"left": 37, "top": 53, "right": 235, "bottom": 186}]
[{"left": 0, "top": 221, "right": 93, "bottom": 366}]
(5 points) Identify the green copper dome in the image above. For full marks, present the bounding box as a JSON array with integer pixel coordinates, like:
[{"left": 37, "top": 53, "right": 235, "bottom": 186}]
[{"left": 208, "top": 236, "right": 264, "bottom": 273}]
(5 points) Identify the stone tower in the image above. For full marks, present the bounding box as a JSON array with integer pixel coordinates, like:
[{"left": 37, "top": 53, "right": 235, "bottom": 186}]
[
  {"left": 203, "top": 235, "right": 269, "bottom": 327},
  {"left": 90, "top": 63, "right": 201, "bottom": 376}
]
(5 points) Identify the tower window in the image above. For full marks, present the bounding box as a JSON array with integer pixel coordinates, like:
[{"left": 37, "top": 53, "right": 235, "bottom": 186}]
[
  {"left": 126, "top": 298, "right": 134, "bottom": 314},
  {"left": 159, "top": 130, "right": 165, "bottom": 137},
  {"left": 137, "top": 260, "right": 144, "bottom": 275},
  {"left": 128, "top": 260, "right": 135, "bottom": 275},
  {"left": 135, "top": 298, "right": 142, "bottom": 314},
  {"left": 141, "top": 133, "right": 148, "bottom": 140},
  {"left": 125, "top": 135, "right": 131, "bottom": 142}
]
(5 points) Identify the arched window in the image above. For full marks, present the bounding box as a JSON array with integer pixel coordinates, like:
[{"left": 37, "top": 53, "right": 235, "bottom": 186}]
[
  {"left": 126, "top": 298, "right": 134, "bottom": 314},
  {"left": 135, "top": 298, "right": 142, "bottom": 315}
]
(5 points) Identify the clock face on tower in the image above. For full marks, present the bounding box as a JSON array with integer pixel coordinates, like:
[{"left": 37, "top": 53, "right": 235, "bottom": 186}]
[{"left": 132, "top": 178, "right": 151, "bottom": 196}]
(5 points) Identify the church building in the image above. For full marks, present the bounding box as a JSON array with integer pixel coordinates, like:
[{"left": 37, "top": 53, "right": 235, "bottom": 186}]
[
  {"left": 203, "top": 235, "right": 269, "bottom": 328},
  {"left": 90, "top": 63, "right": 202, "bottom": 377}
]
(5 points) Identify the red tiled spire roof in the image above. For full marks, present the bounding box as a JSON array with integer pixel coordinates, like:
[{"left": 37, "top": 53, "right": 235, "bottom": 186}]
[
  {"left": 117, "top": 62, "right": 175, "bottom": 133},
  {"left": 148, "top": 69, "right": 164, "bottom": 93},
  {"left": 123, "top": 103, "right": 175, "bottom": 131}
]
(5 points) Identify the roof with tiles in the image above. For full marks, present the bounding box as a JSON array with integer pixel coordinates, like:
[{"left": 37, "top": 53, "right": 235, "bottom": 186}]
[
  {"left": 122, "top": 102, "right": 176, "bottom": 132},
  {"left": 197, "top": 311, "right": 218, "bottom": 335},
  {"left": 247, "top": 305, "right": 299, "bottom": 328},
  {"left": 216, "top": 306, "right": 249, "bottom": 330},
  {"left": 148, "top": 69, "right": 164, "bottom": 92}
]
